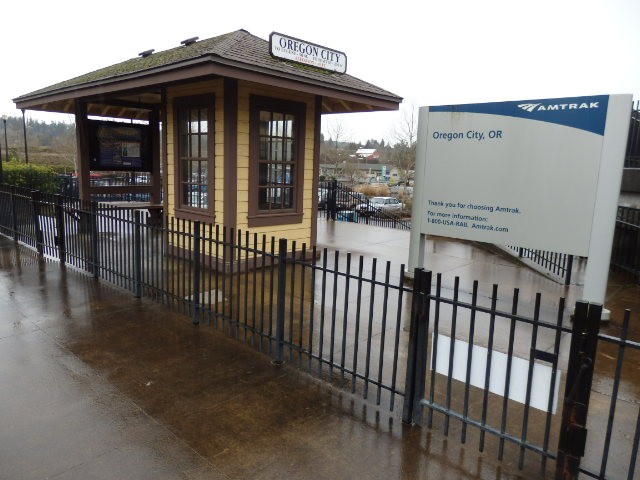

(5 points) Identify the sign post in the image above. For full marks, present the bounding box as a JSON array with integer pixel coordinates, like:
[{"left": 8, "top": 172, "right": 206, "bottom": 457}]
[{"left": 409, "top": 94, "right": 632, "bottom": 313}]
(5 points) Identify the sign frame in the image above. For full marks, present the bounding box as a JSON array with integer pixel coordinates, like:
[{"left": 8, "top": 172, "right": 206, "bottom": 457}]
[
  {"left": 269, "top": 32, "right": 347, "bottom": 74},
  {"left": 408, "top": 94, "right": 632, "bottom": 306}
]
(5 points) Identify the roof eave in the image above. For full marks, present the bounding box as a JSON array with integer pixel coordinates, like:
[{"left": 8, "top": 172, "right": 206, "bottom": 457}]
[{"left": 14, "top": 55, "right": 402, "bottom": 113}]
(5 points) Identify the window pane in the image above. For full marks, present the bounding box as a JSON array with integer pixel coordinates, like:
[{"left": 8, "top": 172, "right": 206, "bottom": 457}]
[
  {"left": 200, "top": 162, "right": 208, "bottom": 184},
  {"left": 273, "top": 113, "right": 284, "bottom": 137},
  {"left": 186, "top": 134, "right": 197, "bottom": 157},
  {"left": 283, "top": 187, "right": 292, "bottom": 208},
  {"left": 190, "top": 108, "right": 200, "bottom": 133},
  {"left": 200, "top": 135, "right": 208, "bottom": 157},
  {"left": 284, "top": 165, "right": 292, "bottom": 185},
  {"left": 285, "top": 115, "right": 294, "bottom": 138},
  {"left": 284, "top": 140, "right": 293, "bottom": 161},
  {"left": 199, "top": 185, "right": 208, "bottom": 208},
  {"left": 271, "top": 140, "right": 282, "bottom": 162},
  {"left": 260, "top": 111, "right": 271, "bottom": 136},
  {"left": 200, "top": 107, "right": 208, "bottom": 133}
]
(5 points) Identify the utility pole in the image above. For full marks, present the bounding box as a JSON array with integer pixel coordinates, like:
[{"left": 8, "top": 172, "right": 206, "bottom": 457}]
[{"left": 21, "top": 109, "right": 29, "bottom": 164}]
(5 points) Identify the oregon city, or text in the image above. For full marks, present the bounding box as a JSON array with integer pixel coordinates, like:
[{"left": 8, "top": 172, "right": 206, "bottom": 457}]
[
  {"left": 431, "top": 129, "right": 503, "bottom": 142},
  {"left": 425, "top": 200, "right": 520, "bottom": 234}
]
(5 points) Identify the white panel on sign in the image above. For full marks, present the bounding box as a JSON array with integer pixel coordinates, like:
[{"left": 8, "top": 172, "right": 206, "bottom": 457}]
[{"left": 413, "top": 95, "right": 632, "bottom": 257}]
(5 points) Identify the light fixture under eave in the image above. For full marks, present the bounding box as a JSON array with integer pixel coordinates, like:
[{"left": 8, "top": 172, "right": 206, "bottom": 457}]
[
  {"left": 181, "top": 37, "right": 199, "bottom": 46},
  {"left": 139, "top": 49, "right": 154, "bottom": 58}
]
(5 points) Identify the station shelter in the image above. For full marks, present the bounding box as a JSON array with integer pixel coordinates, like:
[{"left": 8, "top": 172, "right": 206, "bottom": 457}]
[{"left": 13, "top": 29, "right": 402, "bottom": 249}]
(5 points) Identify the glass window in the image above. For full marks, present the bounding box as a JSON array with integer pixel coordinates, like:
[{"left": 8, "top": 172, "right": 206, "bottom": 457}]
[
  {"left": 255, "top": 109, "right": 297, "bottom": 211},
  {"left": 176, "top": 98, "right": 213, "bottom": 212},
  {"left": 249, "top": 96, "right": 305, "bottom": 226}
]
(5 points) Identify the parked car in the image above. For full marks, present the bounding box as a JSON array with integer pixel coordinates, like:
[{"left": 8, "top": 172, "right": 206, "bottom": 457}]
[{"left": 354, "top": 196, "right": 403, "bottom": 216}]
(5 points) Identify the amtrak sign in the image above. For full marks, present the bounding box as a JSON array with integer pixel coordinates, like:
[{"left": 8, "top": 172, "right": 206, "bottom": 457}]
[
  {"left": 409, "top": 94, "right": 632, "bottom": 305},
  {"left": 269, "top": 32, "right": 347, "bottom": 74}
]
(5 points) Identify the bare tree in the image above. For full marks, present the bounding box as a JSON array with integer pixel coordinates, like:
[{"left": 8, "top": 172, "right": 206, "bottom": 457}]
[
  {"left": 323, "top": 117, "right": 352, "bottom": 179},
  {"left": 390, "top": 105, "right": 418, "bottom": 184}
]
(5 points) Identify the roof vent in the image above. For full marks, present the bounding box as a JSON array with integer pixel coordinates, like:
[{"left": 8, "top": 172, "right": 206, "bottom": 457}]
[
  {"left": 181, "top": 37, "right": 199, "bottom": 46},
  {"left": 138, "top": 49, "right": 155, "bottom": 58}
]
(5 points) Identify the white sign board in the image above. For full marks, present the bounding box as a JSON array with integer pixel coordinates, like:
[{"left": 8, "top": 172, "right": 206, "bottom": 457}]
[
  {"left": 409, "top": 94, "right": 631, "bottom": 304},
  {"left": 269, "top": 32, "right": 347, "bottom": 74}
]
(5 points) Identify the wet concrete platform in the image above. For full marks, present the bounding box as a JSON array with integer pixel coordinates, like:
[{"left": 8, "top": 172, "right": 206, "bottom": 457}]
[{"left": 0, "top": 219, "right": 638, "bottom": 480}]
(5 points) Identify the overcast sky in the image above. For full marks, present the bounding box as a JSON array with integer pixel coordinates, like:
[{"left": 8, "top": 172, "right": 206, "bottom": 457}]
[{"left": 1, "top": 0, "right": 639, "bottom": 144}]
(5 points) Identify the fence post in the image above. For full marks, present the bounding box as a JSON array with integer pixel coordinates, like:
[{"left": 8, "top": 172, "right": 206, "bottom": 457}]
[
  {"left": 274, "top": 238, "right": 288, "bottom": 364},
  {"left": 10, "top": 191, "right": 18, "bottom": 242},
  {"left": 328, "top": 179, "right": 337, "bottom": 221},
  {"left": 54, "top": 194, "right": 66, "bottom": 265},
  {"left": 133, "top": 210, "right": 143, "bottom": 298},
  {"left": 90, "top": 201, "right": 99, "bottom": 278},
  {"left": 30, "top": 190, "right": 44, "bottom": 256},
  {"left": 555, "top": 301, "right": 601, "bottom": 480},
  {"left": 564, "top": 255, "right": 574, "bottom": 286},
  {"left": 192, "top": 221, "right": 201, "bottom": 325},
  {"left": 402, "top": 268, "right": 432, "bottom": 425}
]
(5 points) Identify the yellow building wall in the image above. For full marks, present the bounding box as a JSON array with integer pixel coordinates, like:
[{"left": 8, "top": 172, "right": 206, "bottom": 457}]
[{"left": 165, "top": 79, "right": 317, "bottom": 252}]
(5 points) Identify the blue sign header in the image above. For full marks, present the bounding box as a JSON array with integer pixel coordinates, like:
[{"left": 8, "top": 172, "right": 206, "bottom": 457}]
[{"left": 430, "top": 95, "right": 610, "bottom": 135}]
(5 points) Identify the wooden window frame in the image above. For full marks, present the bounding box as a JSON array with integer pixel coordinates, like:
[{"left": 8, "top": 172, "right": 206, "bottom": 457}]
[
  {"left": 173, "top": 93, "right": 215, "bottom": 222},
  {"left": 248, "top": 95, "right": 306, "bottom": 228}
]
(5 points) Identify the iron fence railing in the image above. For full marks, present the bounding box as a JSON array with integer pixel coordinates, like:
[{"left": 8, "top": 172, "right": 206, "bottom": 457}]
[
  {"left": 0, "top": 184, "right": 638, "bottom": 479},
  {"left": 506, "top": 245, "right": 575, "bottom": 285},
  {"left": 318, "top": 179, "right": 411, "bottom": 230},
  {"left": 626, "top": 101, "right": 640, "bottom": 169},
  {"left": 611, "top": 206, "right": 640, "bottom": 282}
]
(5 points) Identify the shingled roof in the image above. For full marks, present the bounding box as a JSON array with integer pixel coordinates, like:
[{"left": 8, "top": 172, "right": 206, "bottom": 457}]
[{"left": 14, "top": 29, "right": 401, "bottom": 113}]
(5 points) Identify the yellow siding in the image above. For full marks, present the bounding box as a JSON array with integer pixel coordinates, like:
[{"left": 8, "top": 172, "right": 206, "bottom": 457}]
[{"left": 165, "top": 78, "right": 318, "bottom": 253}]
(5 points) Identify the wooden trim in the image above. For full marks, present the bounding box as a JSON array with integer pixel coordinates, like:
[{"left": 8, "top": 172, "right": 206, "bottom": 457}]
[
  {"left": 223, "top": 78, "right": 238, "bottom": 231},
  {"left": 311, "top": 95, "right": 322, "bottom": 246},
  {"left": 87, "top": 185, "right": 154, "bottom": 195},
  {"left": 247, "top": 212, "right": 303, "bottom": 228},
  {"left": 149, "top": 108, "right": 161, "bottom": 203},
  {"left": 167, "top": 240, "right": 315, "bottom": 274},
  {"left": 74, "top": 100, "right": 90, "bottom": 201},
  {"left": 172, "top": 93, "right": 216, "bottom": 220},
  {"left": 247, "top": 95, "right": 306, "bottom": 229},
  {"left": 161, "top": 87, "right": 169, "bottom": 213},
  {"left": 172, "top": 208, "right": 216, "bottom": 223}
]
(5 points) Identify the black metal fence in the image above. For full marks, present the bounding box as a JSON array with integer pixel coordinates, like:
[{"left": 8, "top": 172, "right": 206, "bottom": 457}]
[
  {"left": 611, "top": 206, "right": 640, "bottom": 282},
  {"left": 318, "top": 179, "right": 411, "bottom": 230},
  {"left": 1, "top": 184, "right": 639, "bottom": 479},
  {"left": 626, "top": 101, "right": 640, "bottom": 168},
  {"left": 507, "top": 245, "right": 575, "bottom": 285}
]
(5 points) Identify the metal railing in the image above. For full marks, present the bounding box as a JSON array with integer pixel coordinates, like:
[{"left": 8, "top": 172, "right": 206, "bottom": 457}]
[
  {"left": 0, "top": 184, "right": 638, "bottom": 479},
  {"left": 611, "top": 206, "right": 640, "bottom": 282},
  {"left": 318, "top": 179, "right": 411, "bottom": 230},
  {"left": 625, "top": 101, "right": 640, "bottom": 168},
  {"left": 506, "top": 245, "right": 575, "bottom": 285}
]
